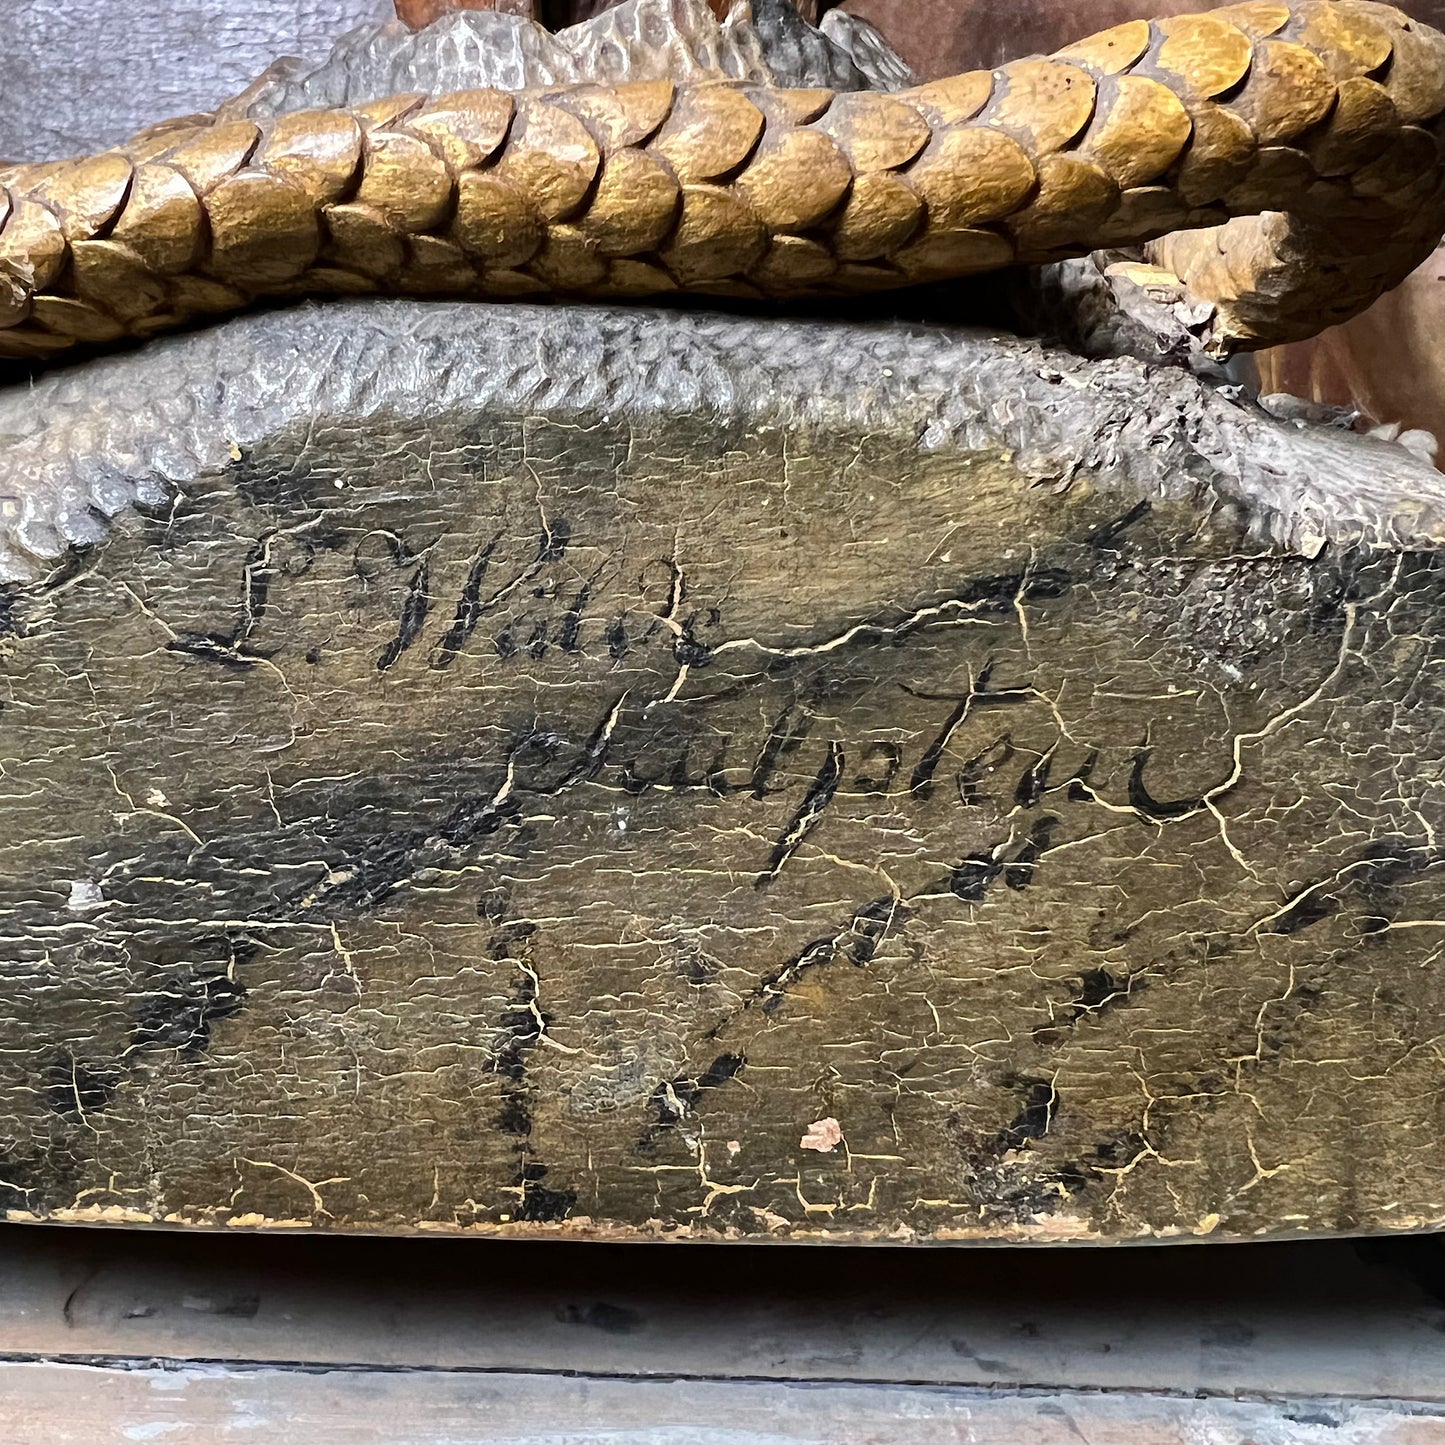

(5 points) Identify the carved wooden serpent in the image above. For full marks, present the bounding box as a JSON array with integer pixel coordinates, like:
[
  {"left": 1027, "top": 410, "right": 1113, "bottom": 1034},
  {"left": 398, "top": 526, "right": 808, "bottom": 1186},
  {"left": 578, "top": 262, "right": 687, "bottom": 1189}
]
[{"left": 1, "top": 0, "right": 1444, "bottom": 362}]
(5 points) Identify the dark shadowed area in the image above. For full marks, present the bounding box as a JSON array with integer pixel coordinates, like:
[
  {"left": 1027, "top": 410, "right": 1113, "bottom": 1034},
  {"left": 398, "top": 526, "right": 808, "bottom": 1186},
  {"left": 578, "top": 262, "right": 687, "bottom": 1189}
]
[{"left": 3, "top": 1222, "right": 1445, "bottom": 1441}]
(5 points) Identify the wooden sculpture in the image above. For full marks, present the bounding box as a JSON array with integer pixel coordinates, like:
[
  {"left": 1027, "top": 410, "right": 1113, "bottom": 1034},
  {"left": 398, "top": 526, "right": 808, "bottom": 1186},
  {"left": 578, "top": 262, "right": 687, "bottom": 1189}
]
[
  {"left": 1, "top": 0, "right": 1443, "bottom": 363},
  {"left": 4, "top": 0, "right": 1445, "bottom": 1244}
]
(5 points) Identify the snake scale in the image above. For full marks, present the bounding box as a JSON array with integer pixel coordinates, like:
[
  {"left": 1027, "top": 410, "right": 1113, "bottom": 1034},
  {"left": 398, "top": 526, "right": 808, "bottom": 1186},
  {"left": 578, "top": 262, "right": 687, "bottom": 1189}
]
[{"left": 1, "top": 0, "right": 1443, "bottom": 363}]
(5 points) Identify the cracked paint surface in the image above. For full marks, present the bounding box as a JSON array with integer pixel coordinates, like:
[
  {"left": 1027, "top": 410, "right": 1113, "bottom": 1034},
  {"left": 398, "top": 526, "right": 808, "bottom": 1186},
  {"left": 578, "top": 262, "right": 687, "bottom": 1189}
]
[{"left": 1, "top": 304, "right": 1444, "bottom": 1241}]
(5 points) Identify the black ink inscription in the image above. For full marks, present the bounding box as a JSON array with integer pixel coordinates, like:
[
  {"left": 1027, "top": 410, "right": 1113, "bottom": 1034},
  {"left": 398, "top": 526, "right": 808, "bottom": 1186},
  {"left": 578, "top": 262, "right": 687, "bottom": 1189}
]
[
  {"left": 750, "top": 705, "right": 816, "bottom": 800},
  {"left": 1033, "top": 967, "right": 1143, "bottom": 1047},
  {"left": 1128, "top": 747, "right": 1208, "bottom": 820},
  {"left": 995, "top": 1076, "right": 1058, "bottom": 1151},
  {"left": 949, "top": 853, "right": 1004, "bottom": 902},
  {"left": 605, "top": 617, "right": 630, "bottom": 659},
  {"left": 131, "top": 970, "right": 246, "bottom": 1057},
  {"left": 751, "top": 895, "right": 909, "bottom": 1015},
  {"left": 514, "top": 1163, "right": 577, "bottom": 1223},
  {"left": 853, "top": 742, "right": 901, "bottom": 794},
  {"left": 486, "top": 915, "right": 579, "bottom": 1224},
  {"left": 300, "top": 697, "right": 624, "bottom": 917},
  {"left": 377, "top": 560, "right": 431, "bottom": 671},
  {"left": 168, "top": 528, "right": 329, "bottom": 668},
  {"left": 1084, "top": 500, "right": 1152, "bottom": 551},
  {"left": 1270, "top": 839, "right": 1436, "bottom": 937},
  {"left": 1004, "top": 815, "right": 1060, "bottom": 891},
  {"left": 957, "top": 735, "right": 1016, "bottom": 808},
  {"left": 640, "top": 1052, "right": 747, "bottom": 1148},
  {"left": 426, "top": 521, "right": 570, "bottom": 671},
  {"left": 908, "top": 664, "right": 1032, "bottom": 801},
  {"left": 911, "top": 695, "right": 971, "bottom": 802},
  {"left": 1014, "top": 748, "right": 1054, "bottom": 809},
  {"left": 757, "top": 740, "right": 845, "bottom": 887},
  {"left": 429, "top": 538, "right": 499, "bottom": 670}
]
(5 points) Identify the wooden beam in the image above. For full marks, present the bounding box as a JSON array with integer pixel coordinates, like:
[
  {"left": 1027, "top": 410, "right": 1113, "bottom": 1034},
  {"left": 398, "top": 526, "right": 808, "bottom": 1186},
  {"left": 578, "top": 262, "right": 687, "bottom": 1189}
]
[{"left": 4, "top": 1362, "right": 1440, "bottom": 1445}]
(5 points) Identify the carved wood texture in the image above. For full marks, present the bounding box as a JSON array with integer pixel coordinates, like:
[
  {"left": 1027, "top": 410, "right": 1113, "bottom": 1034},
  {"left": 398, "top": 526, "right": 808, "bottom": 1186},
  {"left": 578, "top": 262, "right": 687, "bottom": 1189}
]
[{"left": 0, "top": 1, "right": 1443, "bottom": 360}]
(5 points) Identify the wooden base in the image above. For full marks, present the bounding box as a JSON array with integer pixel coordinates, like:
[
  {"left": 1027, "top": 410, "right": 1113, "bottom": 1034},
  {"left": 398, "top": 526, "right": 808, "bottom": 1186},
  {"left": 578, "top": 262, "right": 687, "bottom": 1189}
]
[{"left": 2, "top": 300, "right": 1445, "bottom": 1242}]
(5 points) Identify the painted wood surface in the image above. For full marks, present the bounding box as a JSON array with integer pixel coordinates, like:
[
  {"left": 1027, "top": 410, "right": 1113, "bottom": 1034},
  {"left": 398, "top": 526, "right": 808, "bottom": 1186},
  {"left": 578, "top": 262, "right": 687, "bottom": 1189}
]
[
  {"left": 5, "top": 299, "right": 1445, "bottom": 1241},
  {"left": 7, "top": 1361, "right": 1445, "bottom": 1445}
]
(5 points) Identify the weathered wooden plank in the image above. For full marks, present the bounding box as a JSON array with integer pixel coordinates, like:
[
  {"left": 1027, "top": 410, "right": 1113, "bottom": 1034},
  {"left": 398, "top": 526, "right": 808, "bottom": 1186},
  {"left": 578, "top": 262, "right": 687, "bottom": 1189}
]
[
  {"left": 2, "top": 1219, "right": 1443, "bottom": 1442},
  {"left": 2, "top": 1360, "right": 1443, "bottom": 1445},
  {"left": 2, "top": 300, "right": 1445, "bottom": 1241}
]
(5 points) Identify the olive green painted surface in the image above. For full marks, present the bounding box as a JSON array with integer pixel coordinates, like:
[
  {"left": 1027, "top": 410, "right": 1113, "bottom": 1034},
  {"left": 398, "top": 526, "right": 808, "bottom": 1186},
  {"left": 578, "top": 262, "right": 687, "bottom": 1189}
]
[{"left": 2, "top": 354, "right": 1444, "bottom": 1241}]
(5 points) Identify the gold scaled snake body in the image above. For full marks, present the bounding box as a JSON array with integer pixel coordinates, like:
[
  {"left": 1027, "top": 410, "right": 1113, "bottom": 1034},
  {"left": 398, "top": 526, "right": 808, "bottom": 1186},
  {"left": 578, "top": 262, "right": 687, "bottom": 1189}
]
[{"left": 1, "top": 0, "right": 1444, "bottom": 361}]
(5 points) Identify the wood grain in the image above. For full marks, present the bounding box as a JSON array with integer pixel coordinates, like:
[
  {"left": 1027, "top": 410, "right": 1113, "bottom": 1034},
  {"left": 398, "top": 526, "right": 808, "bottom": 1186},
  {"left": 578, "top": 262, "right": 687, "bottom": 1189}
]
[{"left": 4, "top": 1362, "right": 1441, "bottom": 1445}]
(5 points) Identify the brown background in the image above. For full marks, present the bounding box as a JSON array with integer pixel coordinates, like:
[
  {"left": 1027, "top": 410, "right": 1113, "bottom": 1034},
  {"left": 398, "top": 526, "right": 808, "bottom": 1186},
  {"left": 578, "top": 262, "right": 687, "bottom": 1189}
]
[{"left": 833, "top": 0, "right": 1445, "bottom": 459}]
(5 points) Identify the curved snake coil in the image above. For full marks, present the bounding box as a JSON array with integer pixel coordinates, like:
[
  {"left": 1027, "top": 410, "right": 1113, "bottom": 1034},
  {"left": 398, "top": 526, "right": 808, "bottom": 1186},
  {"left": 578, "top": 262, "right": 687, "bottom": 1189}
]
[{"left": 1, "top": 0, "right": 1444, "bottom": 362}]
